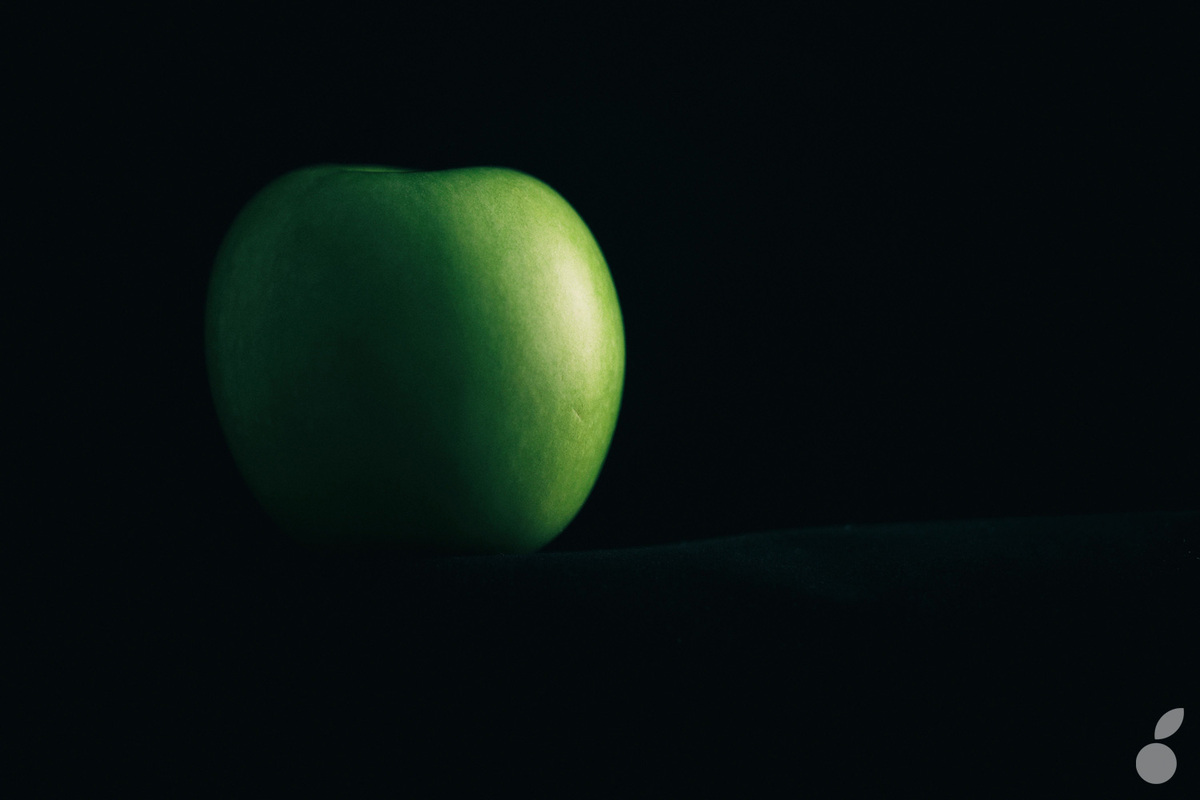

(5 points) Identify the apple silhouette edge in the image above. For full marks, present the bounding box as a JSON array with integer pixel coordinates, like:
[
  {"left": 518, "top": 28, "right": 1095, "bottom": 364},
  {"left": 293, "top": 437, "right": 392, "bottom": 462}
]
[{"left": 205, "top": 164, "right": 625, "bottom": 555}]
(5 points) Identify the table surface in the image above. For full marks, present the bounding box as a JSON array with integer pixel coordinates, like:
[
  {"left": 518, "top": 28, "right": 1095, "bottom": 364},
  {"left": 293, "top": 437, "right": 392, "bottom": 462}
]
[{"left": 29, "top": 509, "right": 1200, "bottom": 794}]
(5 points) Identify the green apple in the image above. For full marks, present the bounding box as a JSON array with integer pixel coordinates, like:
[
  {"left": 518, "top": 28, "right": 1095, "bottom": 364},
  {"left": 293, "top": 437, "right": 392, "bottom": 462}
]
[{"left": 205, "top": 165, "right": 624, "bottom": 555}]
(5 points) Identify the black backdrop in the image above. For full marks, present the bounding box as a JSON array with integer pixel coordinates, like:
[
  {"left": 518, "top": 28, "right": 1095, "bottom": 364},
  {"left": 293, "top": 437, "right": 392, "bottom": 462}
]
[
  {"left": 18, "top": 5, "right": 1198, "bottom": 795},
  {"left": 31, "top": 6, "right": 1196, "bottom": 547}
]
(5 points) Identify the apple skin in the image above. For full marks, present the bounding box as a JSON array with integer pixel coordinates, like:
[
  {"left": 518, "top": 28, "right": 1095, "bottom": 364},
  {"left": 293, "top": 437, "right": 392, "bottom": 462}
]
[{"left": 205, "top": 165, "right": 624, "bottom": 554}]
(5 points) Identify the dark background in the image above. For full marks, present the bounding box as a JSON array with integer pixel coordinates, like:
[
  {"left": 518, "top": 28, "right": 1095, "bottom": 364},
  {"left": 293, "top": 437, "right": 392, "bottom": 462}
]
[
  {"left": 19, "top": 4, "right": 1197, "bottom": 794},
  {"left": 29, "top": 6, "right": 1196, "bottom": 548}
]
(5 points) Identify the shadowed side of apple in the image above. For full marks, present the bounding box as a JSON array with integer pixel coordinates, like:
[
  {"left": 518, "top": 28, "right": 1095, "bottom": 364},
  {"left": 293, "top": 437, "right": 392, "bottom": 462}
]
[{"left": 205, "top": 165, "right": 625, "bottom": 555}]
